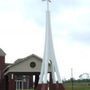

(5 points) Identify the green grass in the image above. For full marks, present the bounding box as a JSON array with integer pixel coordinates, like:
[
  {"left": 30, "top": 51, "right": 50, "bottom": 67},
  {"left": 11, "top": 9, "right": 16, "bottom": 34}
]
[
  {"left": 64, "top": 83, "right": 90, "bottom": 90},
  {"left": 65, "top": 86, "right": 90, "bottom": 90},
  {"left": 16, "top": 82, "right": 90, "bottom": 90}
]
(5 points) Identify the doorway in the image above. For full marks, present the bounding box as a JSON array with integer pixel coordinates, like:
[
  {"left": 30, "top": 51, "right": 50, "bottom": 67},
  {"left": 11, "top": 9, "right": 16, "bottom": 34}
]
[{"left": 16, "top": 80, "right": 24, "bottom": 90}]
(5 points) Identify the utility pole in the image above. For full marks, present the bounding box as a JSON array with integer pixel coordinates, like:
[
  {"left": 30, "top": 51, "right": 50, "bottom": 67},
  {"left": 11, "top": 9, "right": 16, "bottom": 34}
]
[{"left": 71, "top": 68, "right": 74, "bottom": 90}]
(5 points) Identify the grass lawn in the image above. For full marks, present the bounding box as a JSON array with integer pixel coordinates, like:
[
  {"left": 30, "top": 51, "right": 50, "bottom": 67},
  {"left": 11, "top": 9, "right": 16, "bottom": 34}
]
[
  {"left": 65, "top": 86, "right": 90, "bottom": 90},
  {"left": 16, "top": 82, "right": 90, "bottom": 90},
  {"left": 17, "top": 86, "right": 90, "bottom": 90},
  {"left": 64, "top": 83, "right": 90, "bottom": 90}
]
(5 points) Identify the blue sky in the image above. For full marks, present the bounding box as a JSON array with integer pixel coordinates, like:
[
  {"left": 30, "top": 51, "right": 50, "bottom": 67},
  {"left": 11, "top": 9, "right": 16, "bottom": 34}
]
[{"left": 0, "top": 0, "right": 90, "bottom": 79}]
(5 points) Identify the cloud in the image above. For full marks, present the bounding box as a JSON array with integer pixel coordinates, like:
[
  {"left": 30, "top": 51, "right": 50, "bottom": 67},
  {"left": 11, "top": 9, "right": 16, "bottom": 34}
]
[
  {"left": 52, "top": 3, "right": 90, "bottom": 42},
  {"left": 54, "top": 35, "right": 90, "bottom": 79},
  {"left": 0, "top": 0, "right": 90, "bottom": 79},
  {"left": 71, "top": 31, "right": 90, "bottom": 44},
  {"left": 51, "top": 1, "right": 90, "bottom": 78},
  {"left": 0, "top": 0, "right": 45, "bottom": 63}
]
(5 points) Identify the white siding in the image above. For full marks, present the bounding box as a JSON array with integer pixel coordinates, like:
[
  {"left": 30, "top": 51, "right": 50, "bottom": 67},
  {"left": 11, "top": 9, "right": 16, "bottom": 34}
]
[{"left": 7, "top": 56, "right": 51, "bottom": 73}]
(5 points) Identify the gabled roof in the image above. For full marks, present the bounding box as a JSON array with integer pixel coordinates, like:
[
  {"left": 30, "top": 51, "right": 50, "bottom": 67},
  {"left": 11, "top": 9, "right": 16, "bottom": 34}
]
[
  {"left": 0, "top": 48, "right": 6, "bottom": 56},
  {"left": 14, "top": 54, "right": 42, "bottom": 64},
  {"left": 5, "top": 54, "right": 42, "bottom": 70},
  {"left": 4, "top": 54, "right": 51, "bottom": 75},
  {"left": 4, "top": 54, "right": 43, "bottom": 75}
]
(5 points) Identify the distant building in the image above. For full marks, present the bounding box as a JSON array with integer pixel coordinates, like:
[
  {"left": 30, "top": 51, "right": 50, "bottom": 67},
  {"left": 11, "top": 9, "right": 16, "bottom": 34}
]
[{"left": 0, "top": 48, "right": 52, "bottom": 90}]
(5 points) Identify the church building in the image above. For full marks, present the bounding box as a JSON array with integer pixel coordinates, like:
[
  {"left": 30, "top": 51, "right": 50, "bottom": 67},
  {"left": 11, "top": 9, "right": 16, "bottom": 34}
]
[{"left": 0, "top": 48, "right": 52, "bottom": 90}]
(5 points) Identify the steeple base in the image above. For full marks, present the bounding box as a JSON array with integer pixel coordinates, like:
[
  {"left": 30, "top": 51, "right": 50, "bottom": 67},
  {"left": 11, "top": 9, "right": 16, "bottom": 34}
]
[
  {"left": 49, "top": 83, "right": 65, "bottom": 90},
  {"left": 36, "top": 84, "right": 48, "bottom": 90},
  {"left": 36, "top": 83, "right": 65, "bottom": 90}
]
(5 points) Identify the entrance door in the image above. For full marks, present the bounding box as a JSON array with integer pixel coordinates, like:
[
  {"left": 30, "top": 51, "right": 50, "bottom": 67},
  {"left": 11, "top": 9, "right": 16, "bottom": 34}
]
[{"left": 16, "top": 80, "right": 23, "bottom": 90}]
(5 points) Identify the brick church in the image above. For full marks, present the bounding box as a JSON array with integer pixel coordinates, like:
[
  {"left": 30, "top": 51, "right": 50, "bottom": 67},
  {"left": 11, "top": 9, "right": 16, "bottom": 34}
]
[{"left": 0, "top": 48, "right": 52, "bottom": 90}]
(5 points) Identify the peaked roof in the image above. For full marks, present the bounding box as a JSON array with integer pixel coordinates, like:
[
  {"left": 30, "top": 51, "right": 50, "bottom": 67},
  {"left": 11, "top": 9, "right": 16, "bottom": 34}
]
[
  {"left": 14, "top": 54, "right": 42, "bottom": 64},
  {"left": 3, "top": 54, "right": 43, "bottom": 75},
  {"left": 0, "top": 48, "right": 6, "bottom": 56},
  {"left": 5, "top": 54, "right": 42, "bottom": 69}
]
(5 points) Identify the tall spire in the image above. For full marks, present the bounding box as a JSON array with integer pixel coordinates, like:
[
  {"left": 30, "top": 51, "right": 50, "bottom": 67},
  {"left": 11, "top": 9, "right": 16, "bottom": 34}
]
[
  {"left": 39, "top": 0, "right": 62, "bottom": 84},
  {"left": 36, "top": 0, "right": 65, "bottom": 90}
]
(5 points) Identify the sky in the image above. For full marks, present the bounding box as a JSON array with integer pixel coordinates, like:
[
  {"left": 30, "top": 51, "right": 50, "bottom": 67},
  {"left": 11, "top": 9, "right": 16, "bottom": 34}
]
[{"left": 0, "top": 0, "right": 90, "bottom": 80}]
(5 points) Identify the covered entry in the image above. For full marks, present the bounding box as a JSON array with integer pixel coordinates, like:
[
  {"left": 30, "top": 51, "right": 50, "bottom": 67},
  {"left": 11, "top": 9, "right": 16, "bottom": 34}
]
[{"left": 15, "top": 73, "right": 39, "bottom": 90}]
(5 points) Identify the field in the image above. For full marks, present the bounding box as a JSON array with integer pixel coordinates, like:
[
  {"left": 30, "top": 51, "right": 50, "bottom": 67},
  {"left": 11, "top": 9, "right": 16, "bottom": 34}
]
[
  {"left": 26, "top": 83, "right": 90, "bottom": 90},
  {"left": 16, "top": 81, "right": 90, "bottom": 90},
  {"left": 64, "top": 82, "right": 90, "bottom": 90}
]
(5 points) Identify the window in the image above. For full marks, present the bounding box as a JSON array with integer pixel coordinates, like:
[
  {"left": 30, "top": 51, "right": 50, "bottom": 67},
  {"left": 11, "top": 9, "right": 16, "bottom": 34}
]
[{"left": 30, "top": 62, "right": 36, "bottom": 68}]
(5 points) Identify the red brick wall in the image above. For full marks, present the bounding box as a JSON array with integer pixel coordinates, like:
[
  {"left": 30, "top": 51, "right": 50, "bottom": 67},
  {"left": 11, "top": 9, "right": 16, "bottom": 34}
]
[{"left": 0, "top": 56, "right": 5, "bottom": 90}]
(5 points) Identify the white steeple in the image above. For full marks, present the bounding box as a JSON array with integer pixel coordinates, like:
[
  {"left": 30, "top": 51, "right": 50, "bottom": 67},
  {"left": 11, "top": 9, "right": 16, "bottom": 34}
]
[{"left": 39, "top": 0, "right": 62, "bottom": 84}]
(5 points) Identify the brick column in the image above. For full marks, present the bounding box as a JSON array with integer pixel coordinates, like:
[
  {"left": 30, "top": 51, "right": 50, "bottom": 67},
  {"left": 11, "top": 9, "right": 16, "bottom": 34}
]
[
  {"left": 0, "top": 56, "right": 5, "bottom": 90},
  {"left": 36, "top": 84, "right": 48, "bottom": 90},
  {"left": 8, "top": 74, "right": 15, "bottom": 90},
  {"left": 34, "top": 74, "right": 39, "bottom": 89},
  {"left": 29, "top": 74, "right": 33, "bottom": 89},
  {"left": 56, "top": 83, "right": 65, "bottom": 90},
  {"left": 3, "top": 75, "right": 8, "bottom": 90},
  {"left": 49, "top": 83, "right": 65, "bottom": 90}
]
